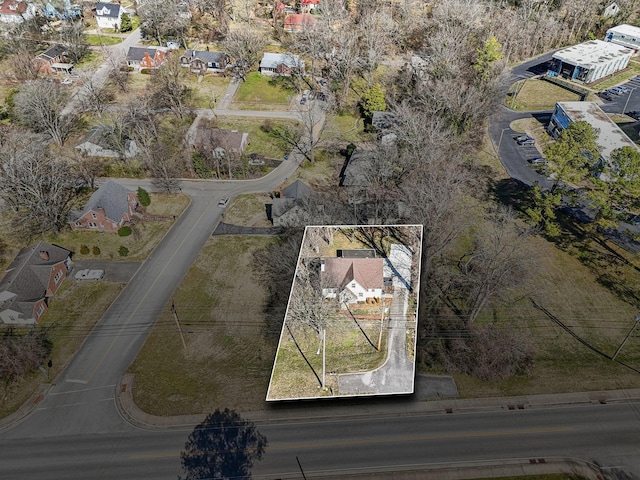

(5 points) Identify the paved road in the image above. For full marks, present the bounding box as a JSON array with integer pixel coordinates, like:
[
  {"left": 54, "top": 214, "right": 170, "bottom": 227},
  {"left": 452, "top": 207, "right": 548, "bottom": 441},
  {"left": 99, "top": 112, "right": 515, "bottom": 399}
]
[{"left": 1, "top": 400, "right": 639, "bottom": 478}]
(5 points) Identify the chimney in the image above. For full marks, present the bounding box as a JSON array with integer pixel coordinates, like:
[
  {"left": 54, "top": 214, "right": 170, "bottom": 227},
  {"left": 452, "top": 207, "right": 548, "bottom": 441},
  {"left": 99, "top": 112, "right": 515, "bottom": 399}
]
[{"left": 39, "top": 251, "right": 50, "bottom": 261}]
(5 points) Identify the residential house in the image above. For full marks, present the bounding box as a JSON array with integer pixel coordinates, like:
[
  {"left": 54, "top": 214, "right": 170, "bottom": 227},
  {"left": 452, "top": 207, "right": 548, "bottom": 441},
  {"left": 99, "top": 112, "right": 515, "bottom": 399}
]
[
  {"left": 321, "top": 256, "right": 384, "bottom": 304},
  {"left": 0, "top": 0, "right": 36, "bottom": 23},
  {"left": 259, "top": 52, "right": 304, "bottom": 76},
  {"left": 68, "top": 180, "right": 139, "bottom": 232},
  {"left": 284, "top": 13, "right": 316, "bottom": 33},
  {"left": 300, "top": 0, "right": 319, "bottom": 13},
  {"left": 0, "top": 242, "right": 72, "bottom": 325},
  {"left": 75, "top": 125, "right": 138, "bottom": 159},
  {"left": 95, "top": 2, "right": 124, "bottom": 30},
  {"left": 180, "top": 50, "right": 229, "bottom": 74},
  {"left": 271, "top": 180, "right": 314, "bottom": 227},
  {"left": 548, "top": 40, "right": 632, "bottom": 83},
  {"left": 548, "top": 101, "right": 640, "bottom": 181},
  {"left": 340, "top": 148, "right": 375, "bottom": 188},
  {"left": 603, "top": 2, "right": 620, "bottom": 18},
  {"left": 126, "top": 46, "right": 169, "bottom": 70},
  {"left": 605, "top": 24, "right": 640, "bottom": 54},
  {"left": 35, "top": 44, "right": 73, "bottom": 75},
  {"left": 194, "top": 125, "right": 249, "bottom": 158}
]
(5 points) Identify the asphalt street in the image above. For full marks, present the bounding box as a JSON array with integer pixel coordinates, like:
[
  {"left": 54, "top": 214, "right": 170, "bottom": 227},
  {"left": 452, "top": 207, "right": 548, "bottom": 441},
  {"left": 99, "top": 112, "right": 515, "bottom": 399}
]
[{"left": 1, "top": 401, "right": 639, "bottom": 478}]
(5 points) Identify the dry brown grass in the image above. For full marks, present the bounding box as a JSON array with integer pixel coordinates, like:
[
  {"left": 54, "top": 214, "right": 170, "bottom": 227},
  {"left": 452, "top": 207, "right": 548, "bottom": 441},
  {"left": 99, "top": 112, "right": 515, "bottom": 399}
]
[{"left": 128, "top": 235, "right": 279, "bottom": 415}]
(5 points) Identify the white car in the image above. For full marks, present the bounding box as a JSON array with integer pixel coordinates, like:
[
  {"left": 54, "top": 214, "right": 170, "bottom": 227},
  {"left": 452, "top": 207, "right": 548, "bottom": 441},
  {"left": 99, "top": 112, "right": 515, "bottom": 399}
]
[
  {"left": 61, "top": 78, "right": 73, "bottom": 85},
  {"left": 218, "top": 197, "right": 230, "bottom": 208}
]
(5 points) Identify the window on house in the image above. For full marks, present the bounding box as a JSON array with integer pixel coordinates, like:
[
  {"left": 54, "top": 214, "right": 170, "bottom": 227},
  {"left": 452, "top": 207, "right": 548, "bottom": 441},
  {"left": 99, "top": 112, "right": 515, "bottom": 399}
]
[
  {"left": 92, "top": 213, "right": 97, "bottom": 218},
  {"left": 351, "top": 283, "right": 356, "bottom": 288},
  {"left": 54, "top": 270, "right": 63, "bottom": 284},
  {"left": 358, "top": 292, "right": 363, "bottom": 297},
  {"left": 75, "top": 222, "right": 81, "bottom": 226},
  {"left": 89, "top": 222, "right": 97, "bottom": 228},
  {"left": 36, "top": 304, "right": 45, "bottom": 318}
]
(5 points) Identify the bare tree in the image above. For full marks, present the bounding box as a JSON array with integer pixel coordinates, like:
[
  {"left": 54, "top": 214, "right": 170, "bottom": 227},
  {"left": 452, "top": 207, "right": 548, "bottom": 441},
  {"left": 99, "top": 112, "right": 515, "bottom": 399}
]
[
  {"left": 13, "top": 79, "right": 76, "bottom": 146},
  {"left": 222, "top": 30, "right": 267, "bottom": 81},
  {"left": 59, "top": 20, "right": 90, "bottom": 64},
  {"left": 79, "top": 75, "right": 115, "bottom": 116},
  {"left": 149, "top": 54, "right": 193, "bottom": 119},
  {"left": 69, "top": 152, "right": 106, "bottom": 189},
  {"left": 0, "top": 328, "right": 51, "bottom": 401},
  {"left": 450, "top": 207, "right": 530, "bottom": 326},
  {"left": 104, "top": 49, "right": 130, "bottom": 93},
  {"left": 5, "top": 47, "right": 40, "bottom": 83},
  {"left": 138, "top": 0, "right": 190, "bottom": 47},
  {"left": 0, "top": 133, "right": 79, "bottom": 235}
]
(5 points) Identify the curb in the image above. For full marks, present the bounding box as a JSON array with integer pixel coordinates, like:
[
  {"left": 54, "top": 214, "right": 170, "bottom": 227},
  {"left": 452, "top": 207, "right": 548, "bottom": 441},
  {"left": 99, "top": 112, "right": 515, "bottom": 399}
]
[{"left": 0, "top": 383, "right": 51, "bottom": 433}]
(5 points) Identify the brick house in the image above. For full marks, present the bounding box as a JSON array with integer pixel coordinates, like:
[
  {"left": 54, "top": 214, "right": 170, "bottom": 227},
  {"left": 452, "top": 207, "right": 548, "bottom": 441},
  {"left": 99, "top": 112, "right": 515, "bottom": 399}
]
[
  {"left": 0, "top": 242, "right": 72, "bottom": 324},
  {"left": 68, "top": 180, "right": 139, "bottom": 232},
  {"left": 126, "top": 46, "right": 169, "bottom": 70}
]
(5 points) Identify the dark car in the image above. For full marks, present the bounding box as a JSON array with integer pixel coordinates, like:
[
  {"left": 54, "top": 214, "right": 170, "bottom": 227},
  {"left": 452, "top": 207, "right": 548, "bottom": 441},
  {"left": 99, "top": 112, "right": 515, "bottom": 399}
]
[
  {"left": 517, "top": 137, "right": 535, "bottom": 146},
  {"left": 599, "top": 91, "right": 613, "bottom": 101},
  {"left": 528, "top": 157, "right": 547, "bottom": 166},
  {"left": 626, "top": 111, "right": 640, "bottom": 120},
  {"left": 514, "top": 134, "right": 531, "bottom": 142}
]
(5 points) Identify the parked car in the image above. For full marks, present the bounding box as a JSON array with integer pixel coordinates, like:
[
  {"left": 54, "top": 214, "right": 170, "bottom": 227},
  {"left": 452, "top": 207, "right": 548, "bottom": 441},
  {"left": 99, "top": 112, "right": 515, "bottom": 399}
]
[
  {"left": 606, "top": 88, "right": 622, "bottom": 95},
  {"left": 598, "top": 91, "right": 613, "bottom": 101},
  {"left": 610, "top": 86, "right": 627, "bottom": 95},
  {"left": 517, "top": 137, "right": 535, "bottom": 146},
  {"left": 300, "top": 97, "right": 306, "bottom": 105},
  {"left": 218, "top": 197, "right": 230, "bottom": 208},
  {"left": 61, "top": 78, "right": 73, "bottom": 85},
  {"left": 514, "top": 134, "right": 531, "bottom": 142},
  {"left": 528, "top": 157, "right": 547, "bottom": 166}
]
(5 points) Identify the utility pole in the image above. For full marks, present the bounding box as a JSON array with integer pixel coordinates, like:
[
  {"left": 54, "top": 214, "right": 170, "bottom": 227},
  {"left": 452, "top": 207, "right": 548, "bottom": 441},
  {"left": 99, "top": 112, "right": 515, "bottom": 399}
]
[
  {"left": 612, "top": 315, "right": 640, "bottom": 361},
  {"left": 322, "top": 328, "right": 326, "bottom": 390},
  {"left": 171, "top": 301, "right": 189, "bottom": 357}
]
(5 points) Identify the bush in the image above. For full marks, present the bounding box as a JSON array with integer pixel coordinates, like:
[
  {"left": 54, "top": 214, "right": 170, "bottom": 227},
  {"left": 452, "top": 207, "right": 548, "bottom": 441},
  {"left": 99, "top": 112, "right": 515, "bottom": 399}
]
[
  {"left": 118, "top": 226, "right": 132, "bottom": 236},
  {"left": 92, "top": 246, "right": 101, "bottom": 255},
  {"left": 80, "top": 245, "right": 90, "bottom": 255},
  {"left": 118, "top": 245, "right": 129, "bottom": 257},
  {"left": 137, "top": 187, "right": 151, "bottom": 206}
]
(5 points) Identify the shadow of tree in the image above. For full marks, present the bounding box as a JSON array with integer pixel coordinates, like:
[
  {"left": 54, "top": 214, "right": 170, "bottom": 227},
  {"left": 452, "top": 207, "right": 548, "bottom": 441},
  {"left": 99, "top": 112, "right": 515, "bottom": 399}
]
[{"left": 179, "top": 408, "right": 267, "bottom": 480}]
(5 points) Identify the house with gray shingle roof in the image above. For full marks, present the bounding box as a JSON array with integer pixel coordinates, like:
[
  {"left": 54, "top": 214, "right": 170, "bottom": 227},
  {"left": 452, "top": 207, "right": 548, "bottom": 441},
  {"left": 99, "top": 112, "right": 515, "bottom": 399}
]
[
  {"left": 271, "top": 180, "right": 313, "bottom": 227},
  {"left": 180, "top": 49, "right": 229, "bottom": 73},
  {"left": 69, "top": 180, "right": 139, "bottom": 232},
  {"left": 0, "top": 242, "right": 72, "bottom": 324},
  {"left": 95, "top": 2, "right": 124, "bottom": 30},
  {"left": 321, "top": 256, "right": 383, "bottom": 304},
  {"left": 75, "top": 125, "right": 138, "bottom": 159}
]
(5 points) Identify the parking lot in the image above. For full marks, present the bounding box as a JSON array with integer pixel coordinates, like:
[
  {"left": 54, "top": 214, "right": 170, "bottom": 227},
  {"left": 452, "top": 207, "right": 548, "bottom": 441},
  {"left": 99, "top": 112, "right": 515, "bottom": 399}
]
[{"left": 598, "top": 74, "right": 640, "bottom": 115}]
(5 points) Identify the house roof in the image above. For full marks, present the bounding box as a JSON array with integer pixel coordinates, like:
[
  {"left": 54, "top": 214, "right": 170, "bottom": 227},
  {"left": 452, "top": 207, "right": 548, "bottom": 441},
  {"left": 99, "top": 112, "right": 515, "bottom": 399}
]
[
  {"left": 76, "top": 125, "right": 115, "bottom": 151},
  {"left": 0, "top": 0, "right": 27, "bottom": 16},
  {"left": 272, "top": 180, "right": 312, "bottom": 218},
  {"left": 126, "top": 46, "right": 167, "bottom": 62},
  {"left": 183, "top": 49, "right": 226, "bottom": 63},
  {"left": 95, "top": 2, "right": 121, "bottom": 17},
  {"left": 301, "top": 0, "right": 320, "bottom": 4},
  {"left": 194, "top": 127, "right": 248, "bottom": 152},
  {"left": 340, "top": 148, "right": 375, "bottom": 187},
  {"left": 69, "top": 180, "right": 134, "bottom": 223},
  {"left": 284, "top": 13, "right": 316, "bottom": 27},
  {"left": 259, "top": 52, "right": 303, "bottom": 70},
  {"left": 0, "top": 241, "right": 71, "bottom": 319},
  {"left": 321, "top": 257, "right": 384, "bottom": 290},
  {"left": 38, "top": 44, "right": 66, "bottom": 61}
]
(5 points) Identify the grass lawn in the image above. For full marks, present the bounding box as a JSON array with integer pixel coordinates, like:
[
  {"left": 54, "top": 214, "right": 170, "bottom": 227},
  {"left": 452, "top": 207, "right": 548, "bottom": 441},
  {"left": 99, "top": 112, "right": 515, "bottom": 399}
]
[
  {"left": 444, "top": 227, "right": 640, "bottom": 398},
  {"left": 288, "top": 148, "right": 342, "bottom": 187},
  {"left": 85, "top": 34, "right": 123, "bottom": 46},
  {"left": 128, "top": 235, "right": 279, "bottom": 415},
  {"left": 43, "top": 192, "right": 189, "bottom": 261},
  {"left": 322, "top": 112, "right": 375, "bottom": 144},
  {"left": 507, "top": 79, "right": 582, "bottom": 111},
  {"left": 186, "top": 74, "right": 230, "bottom": 109},
  {"left": 75, "top": 51, "right": 106, "bottom": 70},
  {"left": 268, "top": 316, "right": 387, "bottom": 400},
  {"left": 232, "top": 72, "right": 294, "bottom": 110},
  {"left": 222, "top": 193, "right": 272, "bottom": 227},
  {"left": 0, "top": 280, "right": 124, "bottom": 417},
  {"left": 217, "top": 116, "right": 296, "bottom": 159}
]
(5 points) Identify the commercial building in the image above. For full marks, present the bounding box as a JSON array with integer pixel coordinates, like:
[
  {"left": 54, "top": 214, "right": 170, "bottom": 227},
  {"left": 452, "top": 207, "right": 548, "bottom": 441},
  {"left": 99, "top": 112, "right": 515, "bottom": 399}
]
[
  {"left": 549, "top": 40, "right": 633, "bottom": 83},
  {"left": 548, "top": 102, "right": 640, "bottom": 180},
  {"left": 605, "top": 24, "right": 640, "bottom": 54}
]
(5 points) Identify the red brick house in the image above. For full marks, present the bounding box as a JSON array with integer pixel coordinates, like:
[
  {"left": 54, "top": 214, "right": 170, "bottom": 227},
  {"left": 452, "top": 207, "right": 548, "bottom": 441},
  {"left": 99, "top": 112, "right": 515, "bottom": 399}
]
[
  {"left": 0, "top": 242, "right": 72, "bottom": 324},
  {"left": 69, "top": 180, "right": 139, "bottom": 232},
  {"left": 35, "top": 44, "right": 73, "bottom": 75},
  {"left": 126, "top": 46, "right": 169, "bottom": 70}
]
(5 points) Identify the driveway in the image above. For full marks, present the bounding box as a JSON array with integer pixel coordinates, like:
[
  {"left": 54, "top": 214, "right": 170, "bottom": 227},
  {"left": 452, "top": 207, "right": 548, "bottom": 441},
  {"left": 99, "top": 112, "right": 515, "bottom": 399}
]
[{"left": 73, "top": 260, "right": 141, "bottom": 283}]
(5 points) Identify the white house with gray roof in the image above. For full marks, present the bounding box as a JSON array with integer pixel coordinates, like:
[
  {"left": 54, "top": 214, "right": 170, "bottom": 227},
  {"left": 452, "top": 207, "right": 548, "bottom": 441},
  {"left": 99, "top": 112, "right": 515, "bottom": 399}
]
[
  {"left": 69, "top": 180, "right": 139, "bottom": 232},
  {"left": 259, "top": 52, "right": 304, "bottom": 76},
  {"left": 95, "top": 2, "right": 124, "bottom": 29}
]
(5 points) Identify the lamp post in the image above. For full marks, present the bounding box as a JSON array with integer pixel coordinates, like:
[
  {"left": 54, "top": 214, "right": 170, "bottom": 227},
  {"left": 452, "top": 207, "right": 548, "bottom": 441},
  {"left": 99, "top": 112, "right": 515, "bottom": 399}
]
[{"left": 497, "top": 127, "right": 509, "bottom": 153}]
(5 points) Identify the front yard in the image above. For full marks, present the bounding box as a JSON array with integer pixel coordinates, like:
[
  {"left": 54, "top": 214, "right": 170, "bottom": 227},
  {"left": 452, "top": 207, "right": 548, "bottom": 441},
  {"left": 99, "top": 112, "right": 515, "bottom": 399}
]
[{"left": 232, "top": 72, "right": 295, "bottom": 110}]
